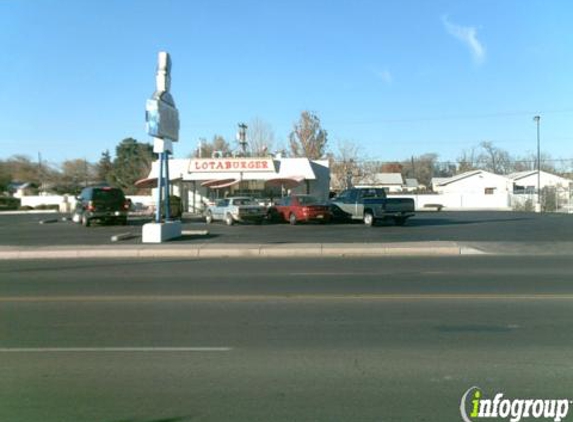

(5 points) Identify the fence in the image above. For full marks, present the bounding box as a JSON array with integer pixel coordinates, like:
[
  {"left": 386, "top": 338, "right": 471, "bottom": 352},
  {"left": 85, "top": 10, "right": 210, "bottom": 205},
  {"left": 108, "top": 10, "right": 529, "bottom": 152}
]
[{"left": 391, "top": 193, "right": 511, "bottom": 211}]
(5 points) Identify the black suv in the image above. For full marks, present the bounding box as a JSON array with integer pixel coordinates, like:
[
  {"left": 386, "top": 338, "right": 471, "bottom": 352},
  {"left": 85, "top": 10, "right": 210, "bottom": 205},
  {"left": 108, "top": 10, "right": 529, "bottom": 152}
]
[{"left": 73, "top": 187, "right": 129, "bottom": 227}]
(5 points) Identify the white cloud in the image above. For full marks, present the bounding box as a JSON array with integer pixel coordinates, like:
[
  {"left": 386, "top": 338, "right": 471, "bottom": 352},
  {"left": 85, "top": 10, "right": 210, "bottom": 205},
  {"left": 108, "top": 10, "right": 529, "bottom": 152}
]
[
  {"left": 377, "top": 69, "right": 393, "bottom": 84},
  {"left": 442, "top": 15, "right": 486, "bottom": 64},
  {"left": 370, "top": 68, "right": 393, "bottom": 85}
]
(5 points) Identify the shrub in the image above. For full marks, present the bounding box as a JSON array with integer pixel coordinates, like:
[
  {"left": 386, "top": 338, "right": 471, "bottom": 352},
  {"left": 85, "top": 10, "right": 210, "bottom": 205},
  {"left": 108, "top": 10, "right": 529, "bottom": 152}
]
[
  {"left": 0, "top": 197, "right": 21, "bottom": 210},
  {"left": 34, "top": 204, "right": 60, "bottom": 210}
]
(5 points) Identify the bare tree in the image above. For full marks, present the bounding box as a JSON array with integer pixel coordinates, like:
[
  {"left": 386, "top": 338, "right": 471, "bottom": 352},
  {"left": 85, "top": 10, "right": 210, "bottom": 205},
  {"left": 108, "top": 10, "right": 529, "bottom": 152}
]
[
  {"left": 512, "top": 152, "right": 556, "bottom": 173},
  {"left": 401, "top": 153, "right": 440, "bottom": 188},
  {"left": 477, "top": 141, "right": 512, "bottom": 174},
  {"left": 329, "top": 140, "right": 362, "bottom": 190},
  {"left": 457, "top": 148, "right": 479, "bottom": 173},
  {"left": 247, "top": 117, "right": 275, "bottom": 157},
  {"left": 58, "top": 159, "right": 97, "bottom": 193},
  {"left": 194, "top": 135, "right": 232, "bottom": 158},
  {"left": 289, "top": 111, "right": 328, "bottom": 159}
]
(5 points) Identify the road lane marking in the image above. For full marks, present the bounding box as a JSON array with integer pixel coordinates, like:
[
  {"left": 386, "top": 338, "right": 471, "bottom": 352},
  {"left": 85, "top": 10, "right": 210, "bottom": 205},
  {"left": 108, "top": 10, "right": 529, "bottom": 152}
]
[
  {"left": 0, "top": 347, "right": 232, "bottom": 353},
  {"left": 3, "top": 294, "right": 573, "bottom": 302}
]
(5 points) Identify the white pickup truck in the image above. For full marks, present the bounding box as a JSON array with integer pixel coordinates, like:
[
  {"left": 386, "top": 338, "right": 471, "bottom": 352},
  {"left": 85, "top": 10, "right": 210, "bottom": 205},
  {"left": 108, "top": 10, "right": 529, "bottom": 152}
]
[{"left": 204, "top": 197, "right": 267, "bottom": 225}]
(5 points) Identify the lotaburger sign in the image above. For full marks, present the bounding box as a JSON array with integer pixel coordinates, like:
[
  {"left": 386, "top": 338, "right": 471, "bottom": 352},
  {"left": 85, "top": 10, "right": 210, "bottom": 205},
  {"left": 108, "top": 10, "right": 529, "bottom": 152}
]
[{"left": 189, "top": 158, "right": 276, "bottom": 173}]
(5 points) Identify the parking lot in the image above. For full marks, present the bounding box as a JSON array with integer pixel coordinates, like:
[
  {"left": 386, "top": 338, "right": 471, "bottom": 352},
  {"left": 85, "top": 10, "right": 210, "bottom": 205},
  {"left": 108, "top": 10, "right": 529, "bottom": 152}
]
[{"left": 1, "top": 211, "right": 572, "bottom": 246}]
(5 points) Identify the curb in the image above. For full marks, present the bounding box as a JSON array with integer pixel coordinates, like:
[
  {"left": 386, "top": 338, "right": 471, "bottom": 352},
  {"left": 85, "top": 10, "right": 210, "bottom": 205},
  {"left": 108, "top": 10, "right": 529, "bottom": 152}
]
[{"left": 0, "top": 242, "right": 484, "bottom": 260}]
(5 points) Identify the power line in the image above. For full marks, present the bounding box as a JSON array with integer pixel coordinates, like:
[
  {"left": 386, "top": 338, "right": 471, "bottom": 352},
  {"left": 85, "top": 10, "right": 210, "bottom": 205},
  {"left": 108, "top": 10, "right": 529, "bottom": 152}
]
[
  {"left": 330, "top": 108, "right": 573, "bottom": 126},
  {"left": 343, "top": 158, "right": 573, "bottom": 166}
]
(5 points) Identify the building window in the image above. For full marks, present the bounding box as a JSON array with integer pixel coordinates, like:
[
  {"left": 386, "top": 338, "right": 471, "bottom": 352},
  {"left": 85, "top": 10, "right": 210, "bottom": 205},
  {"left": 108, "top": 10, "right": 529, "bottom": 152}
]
[{"left": 484, "top": 188, "right": 496, "bottom": 195}]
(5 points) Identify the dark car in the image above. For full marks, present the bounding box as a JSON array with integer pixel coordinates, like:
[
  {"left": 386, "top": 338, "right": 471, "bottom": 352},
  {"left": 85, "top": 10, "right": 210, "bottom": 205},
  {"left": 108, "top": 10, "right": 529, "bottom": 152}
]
[
  {"left": 268, "top": 194, "right": 332, "bottom": 225},
  {"left": 73, "top": 186, "right": 130, "bottom": 227}
]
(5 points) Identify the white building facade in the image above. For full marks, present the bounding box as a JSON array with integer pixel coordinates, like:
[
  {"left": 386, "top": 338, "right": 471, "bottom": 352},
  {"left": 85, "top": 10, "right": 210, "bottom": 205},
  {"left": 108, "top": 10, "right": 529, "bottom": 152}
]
[{"left": 141, "top": 157, "right": 331, "bottom": 213}]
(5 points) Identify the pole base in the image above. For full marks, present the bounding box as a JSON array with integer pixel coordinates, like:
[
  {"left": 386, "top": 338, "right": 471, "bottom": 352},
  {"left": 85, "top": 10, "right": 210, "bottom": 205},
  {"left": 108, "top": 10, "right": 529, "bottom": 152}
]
[
  {"left": 142, "top": 221, "right": 182, "bottom": 243},
  {"left": 534, "top": 204, "right": 542, "bottom": 213}
]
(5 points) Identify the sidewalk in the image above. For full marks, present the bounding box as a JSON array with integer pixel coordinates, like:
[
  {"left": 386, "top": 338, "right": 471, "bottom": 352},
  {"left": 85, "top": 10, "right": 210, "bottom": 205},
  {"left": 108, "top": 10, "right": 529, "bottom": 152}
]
[{"left": 0, "top": 241, "right": 482, "bottom": 260}]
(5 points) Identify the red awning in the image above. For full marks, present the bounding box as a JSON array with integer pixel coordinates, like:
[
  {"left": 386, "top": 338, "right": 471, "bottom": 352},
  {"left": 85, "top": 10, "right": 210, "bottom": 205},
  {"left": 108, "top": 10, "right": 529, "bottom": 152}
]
[
  {"left": 264, "top": 176, "right": 305, "bottom": 189},
  {"left": 201, "top": 178, "right": 240, "bottom": 189},
  {"left": 134, "top": 177, "right": 182, "bottom": 189},
  {"left": 134, "top": 177, "right": 158, "bottom": 188}
]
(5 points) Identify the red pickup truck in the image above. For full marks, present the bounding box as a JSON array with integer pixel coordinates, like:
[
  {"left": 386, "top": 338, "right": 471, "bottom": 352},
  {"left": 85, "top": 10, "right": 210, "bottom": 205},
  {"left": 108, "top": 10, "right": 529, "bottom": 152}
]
[{"left": 268, "top": 194, "right": 332, "bottom": 225}]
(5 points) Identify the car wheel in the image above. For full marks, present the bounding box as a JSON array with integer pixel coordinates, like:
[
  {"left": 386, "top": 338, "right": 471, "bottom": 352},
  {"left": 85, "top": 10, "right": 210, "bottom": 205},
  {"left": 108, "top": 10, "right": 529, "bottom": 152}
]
[
  {"left": 363, "top": 212, "right": 374, "bottom": 227},
  {"left": 267, "top": 208, "right": 279, "bottom": 223},
  {"left": 394, "top": 216, "right": 406, "bottom": 226},
  {"left": 289, "top": 213, "right": 297, "bottom": 225},
  {"left": 81, "top": 214, "right": 91, "bottom": 227},
  {"left": 225, "top": 213, "right": 234, "bottom": 226},
  {"left": 205, "top": 211, "right": 213, "bottom": 224}
]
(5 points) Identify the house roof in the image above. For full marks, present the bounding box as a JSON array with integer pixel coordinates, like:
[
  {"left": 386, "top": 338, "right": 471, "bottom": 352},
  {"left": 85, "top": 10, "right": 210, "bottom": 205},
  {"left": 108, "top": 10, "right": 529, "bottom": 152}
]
[
  {"left": 433, "top": 170, "right": 512, "bottom": 187},
  {"left": 357, "top": 173, "right": 404, "bottom": 186},
  {"left": 507, "top": 170, "right": 572, "bottom": 183},
  {"left": 431, "top": 177, "right": 450, "bottom": 187},
  {"left": 507, "top": 171, "right": 538, "bottom": 180},
  {"left": 404, "top": 178, "right": 419, "bottom": 188}
]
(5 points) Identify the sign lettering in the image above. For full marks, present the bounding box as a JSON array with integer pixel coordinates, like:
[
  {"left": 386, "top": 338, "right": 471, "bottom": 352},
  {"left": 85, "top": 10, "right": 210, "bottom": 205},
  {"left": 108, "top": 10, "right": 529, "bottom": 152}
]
[{"left": 188, "top": 159, "right": 275, "bottom": 173}]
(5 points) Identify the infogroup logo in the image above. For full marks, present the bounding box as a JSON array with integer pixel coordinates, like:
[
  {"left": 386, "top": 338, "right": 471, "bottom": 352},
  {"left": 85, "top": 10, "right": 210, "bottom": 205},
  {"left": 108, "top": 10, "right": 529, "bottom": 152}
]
[{"left": 460, "top": 387, "right": 571, "bottom": 422}]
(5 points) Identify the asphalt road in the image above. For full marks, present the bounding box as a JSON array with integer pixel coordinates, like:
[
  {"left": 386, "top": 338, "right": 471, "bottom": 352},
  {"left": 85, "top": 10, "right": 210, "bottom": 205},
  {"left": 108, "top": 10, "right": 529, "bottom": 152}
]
[
  {"left": 1, "top": 210, "right": 573, "bottom": 246},
  {"left": 1, "top": 256, "right": 573, "bottom": 421}
]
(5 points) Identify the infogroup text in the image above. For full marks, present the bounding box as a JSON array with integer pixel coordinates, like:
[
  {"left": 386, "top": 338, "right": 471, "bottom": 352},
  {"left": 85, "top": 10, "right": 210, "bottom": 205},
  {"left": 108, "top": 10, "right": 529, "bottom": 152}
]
[{"left": 460, "top": 387, "right": 571, "bottom": 422}]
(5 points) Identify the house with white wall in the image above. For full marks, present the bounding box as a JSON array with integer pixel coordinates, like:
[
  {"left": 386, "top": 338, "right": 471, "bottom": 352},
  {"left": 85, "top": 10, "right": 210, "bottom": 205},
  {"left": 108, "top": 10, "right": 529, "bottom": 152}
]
[
  {"left": 433, "top": 170, "right": 512, "bottom": 195},
  {"left": 425, "top": 170, "right": 513, "bottom": 210},
  {"left": 508, "top": 170, "right": 572, "bottom": 193},
  {"left": 355, "top": 173, "right": 404, "bottom": 192},
  {"left": 140, "top": 157, "right": 331, "bottom": 213}
]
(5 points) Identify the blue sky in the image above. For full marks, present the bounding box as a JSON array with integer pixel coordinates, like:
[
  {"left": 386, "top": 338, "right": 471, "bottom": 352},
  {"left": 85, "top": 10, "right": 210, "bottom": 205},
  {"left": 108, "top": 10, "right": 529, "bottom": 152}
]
[{"left": 1, "top": 0, "right": 572, "bottom": 166}]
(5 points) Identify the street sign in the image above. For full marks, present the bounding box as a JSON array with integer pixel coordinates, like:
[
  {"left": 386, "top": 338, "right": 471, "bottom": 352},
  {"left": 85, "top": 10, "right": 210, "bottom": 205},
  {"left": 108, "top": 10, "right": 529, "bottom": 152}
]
[{"left": 146, "top": 98, "right": 179, "bottom": 142}]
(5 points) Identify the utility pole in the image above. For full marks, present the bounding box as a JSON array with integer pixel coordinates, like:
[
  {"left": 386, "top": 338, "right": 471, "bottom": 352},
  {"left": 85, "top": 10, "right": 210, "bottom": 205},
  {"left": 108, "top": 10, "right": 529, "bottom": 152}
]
[
  {"left": 84, "top": 158, "right": 88, "bottom": 187},
  {"left": 37, "top": 152, "right": 43, "bottom": 193},
  {"left": 533, "top": 115, "right": 541, "bottom": 212},
  {"left": 237, "top": 123, "right": 248, "bottom": 156}
]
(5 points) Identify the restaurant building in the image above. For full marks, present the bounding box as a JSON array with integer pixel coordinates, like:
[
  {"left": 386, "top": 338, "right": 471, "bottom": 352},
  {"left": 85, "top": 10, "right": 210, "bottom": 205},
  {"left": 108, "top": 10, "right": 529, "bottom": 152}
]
[{"left": 139, "top": 157, "right": 330, "bottom": 213}]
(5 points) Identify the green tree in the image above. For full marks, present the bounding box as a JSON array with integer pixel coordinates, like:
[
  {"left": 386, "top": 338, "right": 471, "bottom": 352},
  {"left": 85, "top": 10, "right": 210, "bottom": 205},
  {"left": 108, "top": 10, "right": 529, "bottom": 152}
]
[
  {"left": 96, "top": 150, "right": 114, "bottom": 184},
  {"left": 0, "top": 161, "right": 11, "bottom": 193},
  {"left": 110, "top": 138, "right": 155, "bottom": 194},
  {"left": 289, "top": 111, "right": 328, "bottom": 159}
]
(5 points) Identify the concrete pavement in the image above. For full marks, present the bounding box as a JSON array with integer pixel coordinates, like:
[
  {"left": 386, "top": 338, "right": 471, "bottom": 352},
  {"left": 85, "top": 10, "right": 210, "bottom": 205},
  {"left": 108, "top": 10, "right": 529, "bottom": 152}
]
[
  {"left": 3, "top": 240, "right": 573, "bottom": 260},
  {"left": 2, "top": 256, "right": 573, "bottom": 422},
  {"left": 2, "top": 211, "right": 573, "bottom": 259},
  {"left": 0, "top": 241, "right": 484, "bottom": 260}
]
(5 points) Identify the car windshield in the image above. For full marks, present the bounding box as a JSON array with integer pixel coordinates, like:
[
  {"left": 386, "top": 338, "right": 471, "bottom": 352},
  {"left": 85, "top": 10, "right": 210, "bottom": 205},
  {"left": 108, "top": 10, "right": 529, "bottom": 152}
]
[
  {"left": 297, "top": 196, "right": 321, "bottom": 205},
  {"left": 233, "top": 198, "right": 257, "bottom": 206},
  {"left": 362, "top": 189, "right": 386, "bottom": 198},
  {"left": 92, "top": 188, "right": 125, "bottom": 203}
]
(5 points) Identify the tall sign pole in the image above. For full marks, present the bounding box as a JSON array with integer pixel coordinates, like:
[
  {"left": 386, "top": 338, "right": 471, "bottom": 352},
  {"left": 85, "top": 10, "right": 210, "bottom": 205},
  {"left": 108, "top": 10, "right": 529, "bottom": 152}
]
[
  {"left": 142, "top": 52, "right": 182, "bottom": 243},
  {"left": 533, "top": 115, "right": 541, "bottom": 213},
  {"left": 145, "top": 52, "right": 180, "bottom": 223}
]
